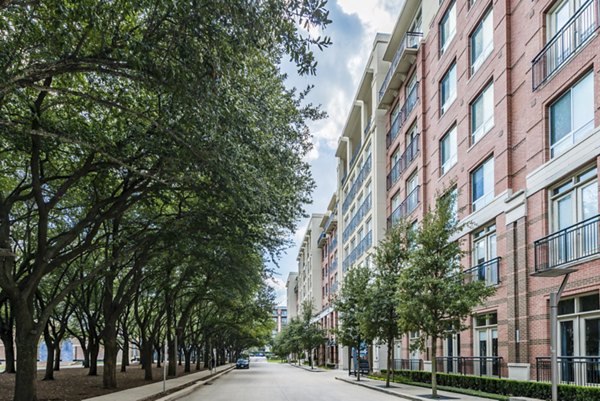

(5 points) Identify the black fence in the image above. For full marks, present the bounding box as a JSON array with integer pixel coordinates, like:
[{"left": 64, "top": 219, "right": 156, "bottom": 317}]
[
  {"left": 435, "top": 356, "right": 504, "bottom": 378},
  {"left": 392, "top": 358, "right": 423, "bottom": 371},
  {"left": 537, "top": 356, "right": 600, "bottom": 386}
]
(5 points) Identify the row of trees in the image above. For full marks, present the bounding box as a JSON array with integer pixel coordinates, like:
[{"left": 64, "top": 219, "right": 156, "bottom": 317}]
[
  {"left": 0, "top": 1, "right": 332, "bottom": 400},
  {"left": 335, "top": 194, "right": 496, "bottom": 397},
  {"left": 271, "top": 300, "right": 326, "bottom": 368}
]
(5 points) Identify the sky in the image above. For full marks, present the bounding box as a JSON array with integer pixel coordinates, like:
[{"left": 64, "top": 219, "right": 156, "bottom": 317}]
[{"left": 267, "top": 0, "right": 403, "bottom": 306}]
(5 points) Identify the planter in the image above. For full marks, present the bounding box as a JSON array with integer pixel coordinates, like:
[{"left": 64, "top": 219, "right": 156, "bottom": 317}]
[
  {"left": 508, "top": 363, "right": 530, "bottom": 381},
  {"left": 423, "top": 360, "right": 432, "bottom": 372}
]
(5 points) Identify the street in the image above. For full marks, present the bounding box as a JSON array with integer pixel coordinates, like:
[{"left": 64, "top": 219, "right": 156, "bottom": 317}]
[{"left": 178, "top": 358, "right": 397, "bottom": 401}]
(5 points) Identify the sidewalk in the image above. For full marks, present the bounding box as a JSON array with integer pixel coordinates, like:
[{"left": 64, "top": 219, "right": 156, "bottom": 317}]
[
  {"left": 335, "top": 375, "right": 498, "bottom": 401},
  {"left": 83, "top": 364, "right": 234, "bottom": 401},
  {"left": 288, "top": 362, "right": 325, "bottom": 372}
]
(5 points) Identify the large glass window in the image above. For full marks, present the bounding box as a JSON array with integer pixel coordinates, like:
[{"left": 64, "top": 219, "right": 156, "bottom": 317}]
[
  {"left": 550, "top": 72, "right": 594, "bottom": 157},
  {"left": 470, "top": 8, "right": 494, "bottom": 74},
  {"left": 548, "top": 0, "right": 584, "bottom": 38},
  {"left": 440, "top": 1, "right": 456, "bottom": 54},
  {"left": 441, "top": 126, "right": 457, "bottom": 175},
  {"left": 440, "top": 63, "right": 457, "bottom": 115},
  {"left": 471, "top": 83, "right": 494, "bottom": 144},
  {"left": 474, "top": 313, "right": 499, "bottom": 377},
  {"left": 472, "top": 224, "right": 498, "bottom": 285},
  {"left": 406, "top": 171, "right": 419, "bottom": 212},
  {"left": 472, "top": 157, "right": 494, "bottom": 211}
]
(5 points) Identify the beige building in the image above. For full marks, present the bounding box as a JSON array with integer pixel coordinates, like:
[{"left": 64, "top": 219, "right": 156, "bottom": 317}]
[
  {"left": 285, "top": 272, "right": 299, "bottom": 321},
  {"left": 297, "top": 214, "right": 325, "bottom": 316}
]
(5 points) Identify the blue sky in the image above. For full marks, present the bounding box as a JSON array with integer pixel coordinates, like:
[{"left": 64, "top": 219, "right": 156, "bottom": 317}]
[{"left": 267, "top": 1, "right": 403, "bottom": 305}]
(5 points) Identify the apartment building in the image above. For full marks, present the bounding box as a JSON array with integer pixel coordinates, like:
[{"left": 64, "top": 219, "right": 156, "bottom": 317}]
[
  {"left": 316, "top": 194, "right": 340, "bottom": 366},
  {"left": 272, "top": 306, "right": 288, "bottom": 337},
  {"left": 379, "top": 0, "right": 600, "bottom": 385},
  {"left": 297, "top": 214, "right": 325, "bottom": 316},
  {"left": 286, "top": 272, "right": 299, "bottom": 320}
]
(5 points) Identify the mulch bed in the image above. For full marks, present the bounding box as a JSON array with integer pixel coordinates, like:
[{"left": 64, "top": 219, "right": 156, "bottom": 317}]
[{"left": 0, "top": 364, "right": 205, "bottom": 401}]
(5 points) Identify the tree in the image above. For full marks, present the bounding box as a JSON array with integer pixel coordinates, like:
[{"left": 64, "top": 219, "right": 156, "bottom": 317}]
[
  {"left": 368, "top": 220, "right": 413, "bottom": 387},
  {"left": 333, "top": 264, "right": 371, "bottom": 381},
  {"left": 297, "top": 300, "right": 326, "bottom": 369},
  {"left": 396, "top": 192, "right": 496, "bottom": 398}
]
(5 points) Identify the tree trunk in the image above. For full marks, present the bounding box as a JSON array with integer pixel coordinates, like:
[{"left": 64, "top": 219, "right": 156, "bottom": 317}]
[
  {"left": 121, "top": 340, "right": 128, "bottom": 373},
  {"left": 184, "top": 348, "right": 191, "bottom": 373},
  {"left": 14, "top": 307, "right": 39, "bottom": 401},
  {"left": 167, "top": 334, "right": 177, "bottom": 376},
  {"left": 81, "top": 344, "right": 89, "bottom": 368},
  {"left": 142, "top": 341, "right": 153, "bottom": 381},
  {"left": 0, "top": 328, "right": 16, "bottom": 374},
  {"left": 195, "top": 346, "right": 201, "bottom": 371},
  {"left": 54, "top": 343, "right": 61, "bottom": 371},
  {"left": 155, "top": 343, "right": 161, "bottom": 368},
  {"left": 431, "top": 336, "right": 438, "bottom": 399},
  {"left": 386, "top": 337, "right": 394, "bottom": 387},
  {"left": 43, "top": 337, "right": 55, "bottom": 380},
  {"left": 102, "top": 321, "right": 118, "bottom": 389},
  {"left": 88, "top": 341, "right": 99, "bottom": 376}
]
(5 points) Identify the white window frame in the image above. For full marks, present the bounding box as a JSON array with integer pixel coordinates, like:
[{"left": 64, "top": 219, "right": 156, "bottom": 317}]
[
  {"left": 471, "top": 83, "right": 494, "bottom": 144},
  {"left": 470, "top": 8, "right": 494, "bottom": 75},
  {"left": 440, "top": 63, "right": 457, "bottom": 115},
  {"left": 472, "top": 157, "right": 494, "bottom": 212},
  {"left": 440, "top": 1, "right": 457, "bottom": 55},
  {"left": 441, "top": 125, "right": 458, "bottom": 175},
  {"left": 549, "top": 72, "right": 594, "bottom": 158}
]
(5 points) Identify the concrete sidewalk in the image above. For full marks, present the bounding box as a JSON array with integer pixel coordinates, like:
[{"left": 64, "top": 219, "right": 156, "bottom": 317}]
[
  {"left": 84, "top": 364, "right": 234, "bottom": 401},
  {"left": 288, "top": 362, "right": 326, "bottom": 372},
  {"left": 335, "top": 375, "right": 498, "bottom": 401}
]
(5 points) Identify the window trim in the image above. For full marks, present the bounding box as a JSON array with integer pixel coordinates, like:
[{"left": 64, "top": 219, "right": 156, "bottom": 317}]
[
  {"left": 470, "top": 7, "right": 494, "bottom": 75},
  {"left": 441, "top": 125, "right": 458, "bottom": 175},
  {"left": 440, "top": 62, "right": 457, "bottom": 115},
  {"left": 439, "top": 1, "right": 457, "bottom": 55},
  {"left": 471, "top": 81, "right": 495, "bottom": 145},
  {"left": 471, "top": 156, "right": 495, "bottom": 212}
]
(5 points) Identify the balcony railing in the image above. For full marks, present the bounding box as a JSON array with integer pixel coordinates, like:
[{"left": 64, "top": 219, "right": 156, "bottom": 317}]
[
  {"left": 388, "top": 185, "right": 420, "bottom": 228},
  {"left": 464, "top": 257, "right": 500, "bottom": 286},
  {"left": 379, "top": 31, "right": 423, "bottom": 104},
  {"left": 385, "top": 84, "right": 419, "bottom": 149},
  {"left": 435, "top": 356, "right": 504, "bottom": 378},
  {"left": 343, "top": 193, "right": 372, "bottom": 242},
  {"left": 532, "top": 0, "right": 599, "bottom": 90},
  {"left": 363, "top": 118, "right": 373, "bottom": 136},
  {"left": 392, "top": 359, "right": 423, "bottom": 371},
  {"left": 534, "top": 214, "right": 600, "bottom": 273},
  {"left": 387, "top": 134, "right": 420, "bottom": 190},
  {"left": 342, "top": 154, "right": 372, "bottom": 213},
  {"left": 328, "top": 236, "right": 337, "bottom": 255},
  {"left": 342, "top": 231, "right": 373, "bottom": 272},
  {"left": 329, "top": 258, "right": 338, "bottom": 275},
  {"left": 536, "top": 356, "right": 600, "bottom": 386},
  {"left": 324, "top": 211, "right": 337, "bottom": 234},
  {"left": 349, "top": 141, "right": 362, "bottom": 169}
]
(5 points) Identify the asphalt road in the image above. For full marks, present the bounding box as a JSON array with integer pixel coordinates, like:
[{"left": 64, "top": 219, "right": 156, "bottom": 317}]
[{"left": 178, "top": 357, "right": 396, "bottom": 401}]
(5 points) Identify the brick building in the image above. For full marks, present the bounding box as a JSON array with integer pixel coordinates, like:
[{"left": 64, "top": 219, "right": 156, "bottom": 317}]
[{"left": 379, "top": 0, "right": 600, "bottom": 384}]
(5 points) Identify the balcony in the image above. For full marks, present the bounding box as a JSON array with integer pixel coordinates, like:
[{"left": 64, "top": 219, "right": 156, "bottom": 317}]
[
  {"left": 387, "top": 133, "right": 420, "bottom": 190},
  {"left": 329, "top": 236, "right": 337, "bottom": 255},
  {"left": 464, "top": 257, "right": 500, "bottom": 286},
  {"left": 379, "top": 31, "right": 423, "bottom": 105},
  {"left": 537, "top": 356, "right": 600, "bottom": 386},
  {"left": 342, "top": 231, "right": 373, "bottom": 272},
  {"left": 532, "top": 0, "right": 599, "bottom": 90},
  {"left": 387, "top": 185, "right": 420, "bottom": 228},
  {"left": 363, "top": 118, "right": 373, "bottom": 136},
  {"left": 317, "top": 231, "right": 327, "bottom": 248},
  {"left": 435, "top": 356, "right": 504, "bottom": 378},
  {"left": 533, "top": 214, "right": 600, "bottom": 275},
  {"left": 343, "top": 193, "right": 372, "bottom": 242},
  {"left": 385, "top": 85, "right": 419, "bottom": 149},
  {"left": 324, "top": 211, "right": 337, "bottom": 234},
  {"left": 342, "top": 154, "right": 372, "bottom": 213}
]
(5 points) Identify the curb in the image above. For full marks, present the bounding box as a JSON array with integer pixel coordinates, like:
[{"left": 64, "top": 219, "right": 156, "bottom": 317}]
[
  {"left": 335, "top": 376, "right": 424, "bottom": 401},
  {"left": 151, "top": 366, "right": 235, "bottom": 401},
  {"left": 288, "top": 363, "right": 325, "bottom": 373}
]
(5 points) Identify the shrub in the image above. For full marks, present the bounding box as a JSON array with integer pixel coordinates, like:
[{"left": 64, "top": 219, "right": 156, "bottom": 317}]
[{"left": 381, "top": 370, "right": 600, "bottom": 401}]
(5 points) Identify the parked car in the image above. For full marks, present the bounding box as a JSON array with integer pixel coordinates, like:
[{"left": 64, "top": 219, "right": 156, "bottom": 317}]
[{"left": 236, "top": 358, "right": 250, "bottom": 369}]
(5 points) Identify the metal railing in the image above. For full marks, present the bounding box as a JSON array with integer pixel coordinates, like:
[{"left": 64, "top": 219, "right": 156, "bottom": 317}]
[
  {"left": 328, "top": 237, "right": 337, "bottom": 255},
  {"left": 363, "top": 118, "right": 373, "bottom": 136},
  {"left": 532, "top": 0, "right": 599, "bottom": 90},
  {"left": 387, "top": 133, "right": 420, "bottom": 189},
  {"left": 435, "top": 356, "right": 504, "bottom": 378},
  {"left": 342, "top": 231, "right": 373, "bottom": 272},
  {"left": 534, "top": 214, "right": 600, "bottom": 273},
  {"left": 536, "top": 356, "right": 600, "bottom": 386},
  {"left": 349, "top": 141, "right": 362, "bottom": 169},
  {"left": 379, "top": 32, "right": 423, "bottom": 103},
  {"left": 388, "top": 185, "right": 420, "bottom": 228},
  {"left": 343, "top": 193, "right": 372, "bottom": 242},
  {"left": 342, "top": 154, "right": 372, "bottom": 213},
  {"left": 385, "top": 84, "right": 419, "bottom": 149},
  {"left": 324, "top": 211, "right": 337, "bottom": 233},
  {"left": 464, "top": 257, "right": 501, "bottom": 286},
  {"left": 393, "top": 359, "right": 423, "bottom": 371}
]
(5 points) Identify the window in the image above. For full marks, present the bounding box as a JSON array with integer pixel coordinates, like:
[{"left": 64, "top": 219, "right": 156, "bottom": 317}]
[
  {"left": 443, "top": 333, "right": 461, "bottom": 373},
  {"left": 366, "top": 217, "right": 372, "bottom": 235},
  {"left": 411, "top": 8, "right": 422, "bottom": 33},
  {"left": 474, "top": 312, "right": 499, "bottom": 376},
  {"left": 470, "top": 9, "right": 493, "bottom": 74},
  {"left": 407, "top": 172, "right": 419, "bottom": 213},
  {"left": 549, "top": 72, "right": 594, "bottom": 157},
  {"left": 440, "top": 63, "right": 457, "bottom": 114},
  {"left": 472, "top": 157, "right": 494, "bottom": 211},
  {"left": 472, "top": 224, "right": 498, "bottom": 285},
  {"left": 440, "top": 1, "right": 456, "bottom": 54},
  {"left": 441, "top": 126, "right": 457, "bottom": 174},
  {"left": 550, "top": 168, "right": 598, "bottom": 264},
  {"left": 547, "top": 0, "right": 584, "bottom": 38},
  {"left": 443, "top": 186, "right": 459, "bottom": 222},
  {"left": 557, "top": 292, "right": 600, "bottom": 384},
  {"left": 471, "top": 83, "right": 494, "bottom": 144}
]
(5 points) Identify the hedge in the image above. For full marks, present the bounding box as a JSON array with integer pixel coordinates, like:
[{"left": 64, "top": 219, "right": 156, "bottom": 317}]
[{"left": 376, "top": 370, "right": 600, "bottom": 401}]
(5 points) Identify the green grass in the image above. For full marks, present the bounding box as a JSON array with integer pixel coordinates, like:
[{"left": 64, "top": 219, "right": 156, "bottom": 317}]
[{"left": 368, "top": 374, "right": 510, "bottom": 401}]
